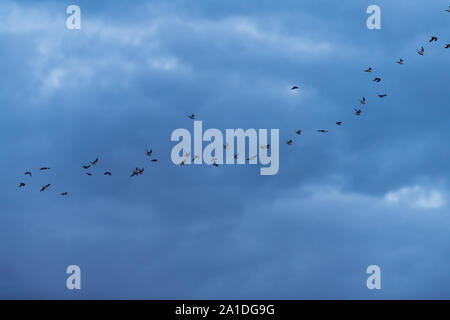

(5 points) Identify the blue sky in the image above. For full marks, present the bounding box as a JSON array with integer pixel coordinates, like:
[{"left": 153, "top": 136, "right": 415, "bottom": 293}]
[{"left": 0, "top": 0, "right": 449, "bottom": 299}]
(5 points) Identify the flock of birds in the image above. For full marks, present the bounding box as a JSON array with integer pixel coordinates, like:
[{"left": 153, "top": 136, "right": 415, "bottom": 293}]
[
  {"left": 284, "top": 26, "right": 449, "bottom": 145},
  {"left": 17, "top": 152, "right": 159, "bottom": 196},
  {"left": 16, "top": 6, "right": 449, "bottom": 195}
]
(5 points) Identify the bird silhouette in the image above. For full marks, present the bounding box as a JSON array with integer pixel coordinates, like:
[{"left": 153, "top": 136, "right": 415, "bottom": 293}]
[
  {"left": 373, "top": 78, "right": 381, "bottom": 82},
  {"left": 24, "top": 171, "right": 32, "bottom": 177},
  {"left": 260, "top": 144, "right": 270, "bottom": 150},
  {"left": 418, "top": 46, "right": 424, "bottom": 55},
  {"left": 360, "top": 97, "right": 366, "bottom": 104},
  {"left": 90, "top": 157, "right": 98, "bottom": 165},
  {"left": 396, "top": 58, "right": 404, "bottom": 65},
  {"left": 188, "top": 114, "right": 195, "bottom": 120},
  {"left": 429, "top": 36, "right": 438, "bottom": 42},
  {"left": 247, "top": 155, "right": 257, "bottom": 160},
  {"left": 86, "top": 173, "right": 92, "bottom": 176},
  {"left": 291, "top": 86, "right": 299, "bottom": 90},
  {"left": 286, "top": 140, "right": 293, "bottom": 145},
  {"left": 234, "top": 153, "right": 239, "bottom": 159},
  {"left": 40, "top": 167, "right": 50, "bottom": 171},
  {"left": 19, "top": 182, "right": 25, "bottom": 187},
  {"left": 146, "top": 149, "right": 152, "bottom": 157},
  {"left": 336, "top": 121, "right": 342, "bottom": 126},
  {"left": 40, "top": 184, "right": 51, "bottom": 192},
  {"left": 296, "top": 130, "right": 302, "bottom": 135},
  {"left": 82, "top": 165, "right": 91, "bottom": 169},
  {"left": 445, "top": 44, "right": 450, "bottom": 48},
  {"left": 317, "top": 129, "right": 328, "bottom": 133},
  {"left": 364, "top": 67, "right": 372, "bottom": 73},
  {"left": 151, "top": 159, "right": 158, "bottom": 162},
  {"left": 212, "top": 163, "right": 219, "bottom": 167},
  {"left": 104, "top": 172, "right": 112, "bottom": 176},
  {"left": 60, "top": 192, "right": 68, "bottom": 196},
  {"left": 354, "top": 109, "right": 362, "bottom": 116},
  {"left": 378, "top": 94, "right": 387, "bottom": 98},
  {"left": 446, "top": 6, "right": 450, "bottom": 12}
]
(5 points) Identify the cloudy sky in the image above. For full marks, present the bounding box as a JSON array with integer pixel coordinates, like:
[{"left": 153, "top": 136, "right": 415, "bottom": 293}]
[{"left": 0, "top": 0, "right": 449, "bottom": 299}]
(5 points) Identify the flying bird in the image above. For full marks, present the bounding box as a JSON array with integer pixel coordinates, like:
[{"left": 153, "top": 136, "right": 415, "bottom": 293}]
[
  {"left": 223, "top": 143, "right": 229, "bottom": 150},
  {"left": 188, "top": 114, "right": 195, "bottom": 120},
  {"left": 40, "top": 167, "right": 50, "bottom": 171},
  {"left": 429, "top": 36, "right": 438, "bottom": 42},
  {"left": 373, "top": 78, "right": 381, "bottom": 82},
  {"left": 24, "top": 171, "right": 32, "bottom": 177},
  {"left": 418, "top": 46, "right": 424, "bottom": 55},
  {"left": 19, "top": 182, "right": 26, "bottom": 187},
  {"left": 212, "top": 163, "right": 219, "bottom": 167},
  {"left": 260, "top": 144, "right": 270, "bottom": 150},
  {"left": 336, "top": 121, "right": 342, "bottom": 126},
  {"left": 296, "top": 130, "right": 302, "bottom": 135},
  {"left": 40, "top": 184, "right": 51, "bottom": 192},
  {"left": 291, "top": 86, "right": 299, "bottom": 90},
  {"left": 90, "top": 157, "right": 98, "bottom": 165},
  {"left": 60, "top": 192, "right": 68, "bottom": 196},
  {"left": 317, "top": 129, "right": 328, "bottom": 133},
  {"left": 86, "top": 173, "right": 92, "bottom": 176},
  {"left": 146, "top": 149, "right": 152, "bottom": 157},
  {"left": 131, "top": 168, "right": 144, "bottom": 176},
  {"left": 354, "top": 109, "right": 362, "bottom": 116},
  {"left": 396, "top": 58, "right": 404, "bottom": 65},
  {"left": 445, "top": 44, "right": 450, "bottom": 48},
  {"left": 378, "top": 94, "right": 387, "bottom": 98},
  {"left": 82, "top": 165, "right": 91, "bottom": 169},
  {"left": 446, "top": 6, "right": 450, "bottom": 12},
  {"left": 151, "top": 159, "right": 158, "bottom": 162},
  {"left": 360, "top": 97, "right": 366, "bottom": 104},
  {"left": 104, "top": 172, "right": 112, "bottom": 176},
  {"left": 234, "top": 153, "right": 239, "bottom": 159},
  {"left": 247, "top": 155, "right": 257, "bottom": 161},
  {"left": 286, "top": 140, "right": 293, "bottom": 145},
  {"left": 364, "top": 67, "right": 372, "bottom": 73}
]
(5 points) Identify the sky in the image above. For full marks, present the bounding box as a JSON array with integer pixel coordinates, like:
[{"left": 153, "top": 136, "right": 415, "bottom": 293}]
[{"left": 0, "top": 0, "right": 449, "bottom": 299}]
